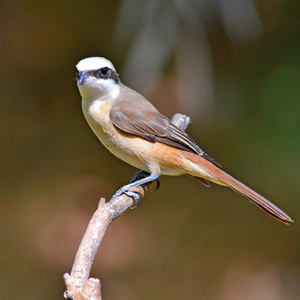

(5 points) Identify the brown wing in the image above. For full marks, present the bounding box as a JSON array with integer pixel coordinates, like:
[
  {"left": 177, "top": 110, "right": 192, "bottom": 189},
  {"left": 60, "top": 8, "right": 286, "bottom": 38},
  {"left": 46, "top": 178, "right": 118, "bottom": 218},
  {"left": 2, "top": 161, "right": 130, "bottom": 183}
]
[
  {"left": 110, "top": 101, "right": 168, "bottom": 143},
  {"left": 110, "top": 84, "right": 220, "bottom": 165}
]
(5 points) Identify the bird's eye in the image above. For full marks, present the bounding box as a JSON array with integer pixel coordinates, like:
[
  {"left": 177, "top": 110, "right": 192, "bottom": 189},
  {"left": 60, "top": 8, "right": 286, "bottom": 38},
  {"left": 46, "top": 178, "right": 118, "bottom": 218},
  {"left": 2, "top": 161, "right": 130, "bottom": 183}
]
[
  {"left": 100, "top": 67, "right": 109, "bottom": 76},
  {"left": 95, "top": 67, "right": 110, "bottom": 79}
]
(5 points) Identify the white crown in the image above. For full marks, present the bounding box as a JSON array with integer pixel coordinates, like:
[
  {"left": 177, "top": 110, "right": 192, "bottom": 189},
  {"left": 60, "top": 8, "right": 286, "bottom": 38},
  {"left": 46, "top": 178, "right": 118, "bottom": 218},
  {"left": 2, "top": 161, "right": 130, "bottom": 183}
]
[{"left": 76, "top": 57, "right": 116, "bottom": 72}]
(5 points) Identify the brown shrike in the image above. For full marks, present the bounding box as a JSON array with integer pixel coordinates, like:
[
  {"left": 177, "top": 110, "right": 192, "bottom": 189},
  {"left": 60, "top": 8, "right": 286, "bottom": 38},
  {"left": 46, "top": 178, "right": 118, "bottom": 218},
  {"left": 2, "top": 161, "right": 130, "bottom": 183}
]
[{"left": 76, "top": 57, "right": 292, "bottom": 224}]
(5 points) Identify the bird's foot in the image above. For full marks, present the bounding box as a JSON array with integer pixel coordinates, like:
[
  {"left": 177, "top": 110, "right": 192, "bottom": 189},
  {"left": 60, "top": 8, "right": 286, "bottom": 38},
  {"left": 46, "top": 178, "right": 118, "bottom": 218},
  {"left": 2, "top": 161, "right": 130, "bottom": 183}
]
[
  {"left": 112, "top": 186, "right": 141, "bottom": 209},
  {"left": 113, "top": 173, "right": 160, "bottom": 209}
]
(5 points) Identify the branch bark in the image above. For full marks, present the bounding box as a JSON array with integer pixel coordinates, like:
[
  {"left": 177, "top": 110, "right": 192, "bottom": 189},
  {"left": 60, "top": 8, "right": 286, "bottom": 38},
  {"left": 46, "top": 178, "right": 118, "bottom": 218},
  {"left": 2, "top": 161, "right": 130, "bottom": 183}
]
[{"left": 63, "top": 113, "right": 191, "bottom": 300}]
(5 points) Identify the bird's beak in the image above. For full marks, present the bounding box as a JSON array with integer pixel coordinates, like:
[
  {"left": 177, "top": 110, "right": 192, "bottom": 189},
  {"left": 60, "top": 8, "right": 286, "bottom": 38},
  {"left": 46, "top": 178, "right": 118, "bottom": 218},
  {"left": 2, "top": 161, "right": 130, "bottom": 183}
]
[{"left": 79, "top": 71, "right": 87, "bottom": 86}]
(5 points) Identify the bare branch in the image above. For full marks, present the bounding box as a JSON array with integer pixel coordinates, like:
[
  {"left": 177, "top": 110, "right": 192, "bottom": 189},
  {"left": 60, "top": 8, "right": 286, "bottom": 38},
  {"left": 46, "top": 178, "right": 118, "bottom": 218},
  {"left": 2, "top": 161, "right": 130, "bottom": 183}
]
[
  {"left": 170, "top": 113, "right": 190, "bottom": 131},
  {"left": 63, "top": 182, "right": 157, "bottom": 299},
  {"left": 63, "top": 113, "right": 189, "bottom": 299}
]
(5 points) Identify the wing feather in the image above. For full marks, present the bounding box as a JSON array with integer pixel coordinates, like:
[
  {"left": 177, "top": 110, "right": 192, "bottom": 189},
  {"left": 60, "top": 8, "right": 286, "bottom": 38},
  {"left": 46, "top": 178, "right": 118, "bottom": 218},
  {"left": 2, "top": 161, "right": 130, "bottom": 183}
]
[{"left": 110, "top": 84, "right": 220, "bottom": 165}]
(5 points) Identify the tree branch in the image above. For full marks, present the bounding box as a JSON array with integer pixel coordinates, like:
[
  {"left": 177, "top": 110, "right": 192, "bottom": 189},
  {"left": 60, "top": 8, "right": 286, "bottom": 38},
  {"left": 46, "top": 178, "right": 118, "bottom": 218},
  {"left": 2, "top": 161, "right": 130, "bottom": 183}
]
[{"left": 63, "top": 113, "right": 191, "bottom": 300}]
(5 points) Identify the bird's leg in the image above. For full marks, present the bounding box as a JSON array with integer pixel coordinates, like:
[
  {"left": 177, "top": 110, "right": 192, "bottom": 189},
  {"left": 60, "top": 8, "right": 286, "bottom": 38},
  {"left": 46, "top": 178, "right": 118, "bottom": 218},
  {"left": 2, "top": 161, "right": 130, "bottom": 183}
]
[
  {"left": 130, "top": 170, "right": 160, "bottom": 191},
  {"left": 113, "top": 173, "right": 160, "bottom": 208},
  {"left": 130, "top": 170, "right": 150, "bottom": 183}
]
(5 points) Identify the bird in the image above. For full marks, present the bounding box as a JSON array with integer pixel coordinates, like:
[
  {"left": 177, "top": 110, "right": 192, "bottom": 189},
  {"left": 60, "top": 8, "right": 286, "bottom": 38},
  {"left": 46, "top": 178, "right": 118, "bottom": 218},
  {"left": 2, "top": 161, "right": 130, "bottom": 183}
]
[{"left": 75, "top": 56, "right": 292, "bottom": 224}]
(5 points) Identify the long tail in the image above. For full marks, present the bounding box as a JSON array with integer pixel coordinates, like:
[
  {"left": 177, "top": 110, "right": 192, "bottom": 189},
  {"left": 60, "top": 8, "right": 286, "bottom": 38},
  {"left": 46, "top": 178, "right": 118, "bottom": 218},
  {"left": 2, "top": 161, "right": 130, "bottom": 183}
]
[{"left": 181, "top": 152, "right": 293, "bottom": 224}]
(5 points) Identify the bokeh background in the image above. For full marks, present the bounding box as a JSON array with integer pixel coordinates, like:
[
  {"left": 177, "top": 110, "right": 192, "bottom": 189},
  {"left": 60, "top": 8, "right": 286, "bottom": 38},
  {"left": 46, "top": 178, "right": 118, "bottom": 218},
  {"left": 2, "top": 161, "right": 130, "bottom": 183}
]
[{"left": 1, "top": 1, "right": 299, "bottom": 299}]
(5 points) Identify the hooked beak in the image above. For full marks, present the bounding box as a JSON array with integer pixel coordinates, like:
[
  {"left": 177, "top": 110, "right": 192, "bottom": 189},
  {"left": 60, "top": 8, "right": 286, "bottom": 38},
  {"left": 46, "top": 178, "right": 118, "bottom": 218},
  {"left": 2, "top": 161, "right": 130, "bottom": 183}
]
[{"left": 79, "top": 71, "right": 87, "bottom": 85}]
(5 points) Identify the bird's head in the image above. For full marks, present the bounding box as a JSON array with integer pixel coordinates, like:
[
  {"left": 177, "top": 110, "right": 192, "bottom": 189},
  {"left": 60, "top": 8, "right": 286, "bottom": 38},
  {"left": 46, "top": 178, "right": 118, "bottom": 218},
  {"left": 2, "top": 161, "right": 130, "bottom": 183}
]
[{"left": 76, "top": 57, "right": 120, "bottom": 101}]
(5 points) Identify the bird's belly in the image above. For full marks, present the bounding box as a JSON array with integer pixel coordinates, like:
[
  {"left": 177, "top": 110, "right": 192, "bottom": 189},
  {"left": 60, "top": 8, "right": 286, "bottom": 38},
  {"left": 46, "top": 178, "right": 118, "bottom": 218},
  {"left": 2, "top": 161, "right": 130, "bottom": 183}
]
[
  {"left": 82, "top": 99, "right": 187, "bottom": 176},
  {"left": 99, "top": 131, "right": 183, "bottom": 176},
  {"left": 82, "top": 99, "right": 154, "bottom": 172}
]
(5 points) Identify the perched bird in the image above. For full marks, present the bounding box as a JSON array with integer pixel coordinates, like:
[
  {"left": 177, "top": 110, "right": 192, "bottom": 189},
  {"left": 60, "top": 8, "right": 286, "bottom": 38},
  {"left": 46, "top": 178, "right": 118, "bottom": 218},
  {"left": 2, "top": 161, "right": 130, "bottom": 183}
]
[{"left": 76, "top": 57, "right": 292, "bottom": 224}]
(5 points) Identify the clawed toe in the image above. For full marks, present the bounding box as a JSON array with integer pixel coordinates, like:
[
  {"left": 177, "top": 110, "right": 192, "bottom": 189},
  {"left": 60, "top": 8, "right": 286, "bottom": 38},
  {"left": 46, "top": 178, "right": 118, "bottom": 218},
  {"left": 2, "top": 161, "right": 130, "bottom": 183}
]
[
  {"left": 124, "top": 190, "right": 141, "bottom": 209},
  {"left": 112, "top": 188, "right": 141, "bottom": 209},
  {"left": 112, "top": 173, "right": 160, "bottom": 208},
  {"left": 154, "top": 179, "right": 160, "bottom": 192}
]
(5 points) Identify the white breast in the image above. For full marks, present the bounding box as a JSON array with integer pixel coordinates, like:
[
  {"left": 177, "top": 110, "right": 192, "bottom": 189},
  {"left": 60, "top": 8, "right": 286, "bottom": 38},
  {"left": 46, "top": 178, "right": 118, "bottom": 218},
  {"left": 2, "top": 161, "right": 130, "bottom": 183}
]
[{"left": 82, "top": 98, "right": 153, "bottom": 172}]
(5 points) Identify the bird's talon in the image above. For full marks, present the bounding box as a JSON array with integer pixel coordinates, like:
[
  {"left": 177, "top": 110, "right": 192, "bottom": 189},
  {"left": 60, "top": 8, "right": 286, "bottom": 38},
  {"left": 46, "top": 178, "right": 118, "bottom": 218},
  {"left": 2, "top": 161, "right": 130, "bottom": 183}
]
[
  {"left": 112, "top": 188, "right": 141, "bottom": 209},
  {"left": 154, "top": 179, "right": 160, "bottom": 192},
  {"left": 112, "top": 188, "right": 123, "bottom": 199},
  {"left": 124, "top": 190, "right": 141, "bottom": 209}
]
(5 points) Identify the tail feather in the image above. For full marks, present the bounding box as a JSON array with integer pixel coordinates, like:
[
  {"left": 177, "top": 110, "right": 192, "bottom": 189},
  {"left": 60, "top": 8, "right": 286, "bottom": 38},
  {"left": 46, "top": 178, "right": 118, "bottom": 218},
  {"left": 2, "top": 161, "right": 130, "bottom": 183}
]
[
  {"left": 220, "top": 173, "right": 293, "bottom": 224},
  {"left": 181, "top": 152, "right": 293, "bottom": 224}
]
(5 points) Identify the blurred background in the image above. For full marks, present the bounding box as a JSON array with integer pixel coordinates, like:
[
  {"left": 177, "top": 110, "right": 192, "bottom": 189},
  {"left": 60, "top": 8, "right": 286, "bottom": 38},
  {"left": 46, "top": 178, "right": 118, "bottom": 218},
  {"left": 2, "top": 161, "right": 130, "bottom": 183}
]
[{"left": 1, "top": 1, "right": 299, "bottom": 299}]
